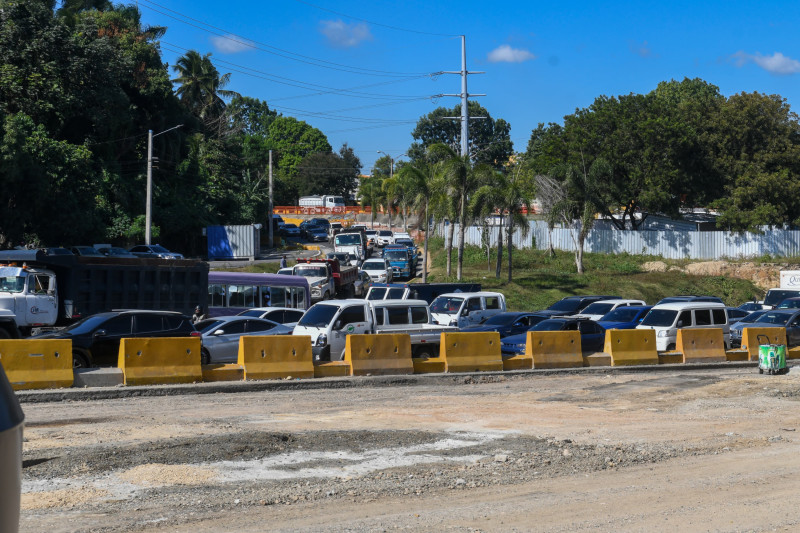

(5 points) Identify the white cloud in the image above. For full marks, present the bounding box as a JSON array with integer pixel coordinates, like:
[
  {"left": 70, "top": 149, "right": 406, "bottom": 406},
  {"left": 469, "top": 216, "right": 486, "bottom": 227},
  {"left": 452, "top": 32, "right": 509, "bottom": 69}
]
[
  {"left": 629, "top": 40, "right": 652, "bottom": 58},
  {"left": 210, "top": 34, "right": 255, "bottom": 54},
  {"left": 732, "top": 51, "right": 800, "bottom": 75},
  {"left": 320, "top": 20, "right": 373, "bottom": 48},
  {"left": 487, "top": 44, "right": 536, "bottom": 63}
]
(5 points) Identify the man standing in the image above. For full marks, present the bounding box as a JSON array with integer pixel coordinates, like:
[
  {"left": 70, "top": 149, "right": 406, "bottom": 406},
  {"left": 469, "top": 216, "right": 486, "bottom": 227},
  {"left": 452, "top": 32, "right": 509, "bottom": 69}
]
[
  {"left": 280, "top": 255, "right": 288, "bottom": 269},
  {"left": 192, "top": 305, "right": 207, "bottom": 324}
]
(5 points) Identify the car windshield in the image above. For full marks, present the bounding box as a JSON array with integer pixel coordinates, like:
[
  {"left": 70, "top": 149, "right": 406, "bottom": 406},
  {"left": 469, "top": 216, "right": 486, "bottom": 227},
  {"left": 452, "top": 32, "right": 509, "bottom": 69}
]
[
  {"left": 738, "top": 310, "right": 767, "bottom": 323},
  {"left": 430, "top": 296, "right": 464, "bottom": 315},
  {"left": 531, "top": 320, "right": 567, "bottom": 332},
  {"left": 237, "top": 310, "right": 265, "bottom": 317},
  {"left": 764, "top": 289, "right": 800, "bottom": 307},
  {"left": 601, "top": 307, "right": 642, "bottom": 322},
  {"left": 297, "top": 305, "right": 339, "bottom": 327},
  {"left": 755, "top": 312, "right": 793, "bottom": 325},
  {"left": 284, "top": 224, "right": 297, "bottom": 229},
  {"left": 384, "top": 250, "right": 408, "bottom": 260},
  {"left": 640, "top": 309, "right": 678, "bottom": 327},
  {"left": 0, "top": 275, "right": 25, "bottom": 293},
  {"left": 395, "top": 239, "right": 413, "bottom": 246},
  {"left": 362, "top": 262, "right": 384, "bottom": 271},
  {"left": 151, "top": 245, "right": 170, "bottom": 253},
  {"left": 196, "top": 319, "right": 225, "bottom": 334},
  {"left": 335, "top": 234, "right": 361, "bottom": 245},
  {"left": 581, "top": 303, "right": 615, "bottom": 315},
  {"left": 294, "top": 266, "right": 327, "bottom": 277},
  {"left": 378, "top": 231, "right": 392, "bottom": 237},
  {"left": 367, "top": 288, "right": 387, "bottom": 300},
  {"left": 777, "top": 299, "right": 800, "bottom": 309},
  {"left": 547, "top": 299, "right": 583, "bottom": 313},
  {"left": 62, "top": 314, "right": 114, "bottom": 335}
]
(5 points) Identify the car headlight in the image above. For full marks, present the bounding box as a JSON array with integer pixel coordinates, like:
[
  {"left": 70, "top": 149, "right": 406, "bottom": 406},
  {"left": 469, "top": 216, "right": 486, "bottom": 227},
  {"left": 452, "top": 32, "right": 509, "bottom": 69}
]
[
  {"left": 515, "top": 343, "right": 526, "bottom": 350},
  {"left": 315, "top": 334, "right": 327, "bottom": 346},
  {"left": 657, "top": 330, "right": 668, "bottom": 337},
  {"left": 449, "top": 319, "right": 458, "bottom": 326}
]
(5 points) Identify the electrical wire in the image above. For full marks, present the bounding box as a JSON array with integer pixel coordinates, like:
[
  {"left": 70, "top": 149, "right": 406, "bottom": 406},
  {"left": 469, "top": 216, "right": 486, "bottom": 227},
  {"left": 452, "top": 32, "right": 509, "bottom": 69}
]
[{"left": 139, "top": 0, "right": 433, "bottom": 77}]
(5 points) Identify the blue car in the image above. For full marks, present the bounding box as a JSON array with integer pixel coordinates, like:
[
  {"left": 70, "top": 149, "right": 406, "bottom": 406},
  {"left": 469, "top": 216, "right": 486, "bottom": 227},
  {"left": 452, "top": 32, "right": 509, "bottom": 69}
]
[
  {"left": 461, "top": 312, "right": 549, "bottom": 337},
  {"left": 500, "top": 318, "right": 606, "bottom": 356},
  {"left": 730, "top": 309, "right": 769, "bottom": 347},
  {"left": 597, "top": 305, "right": 653, "bottom": 330}
]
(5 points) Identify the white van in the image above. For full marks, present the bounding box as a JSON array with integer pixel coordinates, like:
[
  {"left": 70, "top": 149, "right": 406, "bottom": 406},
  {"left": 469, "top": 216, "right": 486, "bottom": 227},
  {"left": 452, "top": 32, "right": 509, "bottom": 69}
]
[
  {"left": 429, "top": 292, "right": 507, "bottom": 328},
  {"left": 636, "top": 302, "right": 730, "bottom": 351},
  {"left": 293, "top": 299, "right": 454, "bottom": 361}
]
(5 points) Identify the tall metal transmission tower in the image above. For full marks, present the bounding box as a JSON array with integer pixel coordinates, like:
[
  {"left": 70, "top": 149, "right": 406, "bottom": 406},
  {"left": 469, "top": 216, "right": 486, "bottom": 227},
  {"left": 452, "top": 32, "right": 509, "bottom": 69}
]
[{"left": 443, "top": 35, "right": 485, "bottom": 159}]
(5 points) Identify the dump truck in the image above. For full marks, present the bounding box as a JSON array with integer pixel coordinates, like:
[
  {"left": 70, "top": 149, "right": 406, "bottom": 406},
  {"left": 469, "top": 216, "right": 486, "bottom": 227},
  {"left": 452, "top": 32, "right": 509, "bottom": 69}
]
[{"left": 293, "top": 257, "right": 358, "bottom": 302}]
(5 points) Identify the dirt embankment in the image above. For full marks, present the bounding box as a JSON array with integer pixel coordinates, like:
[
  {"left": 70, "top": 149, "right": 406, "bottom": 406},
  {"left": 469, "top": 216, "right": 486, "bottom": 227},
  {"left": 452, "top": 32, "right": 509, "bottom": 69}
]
[{"left": 641, "top": 260, "right": 800, "bottom": 291}]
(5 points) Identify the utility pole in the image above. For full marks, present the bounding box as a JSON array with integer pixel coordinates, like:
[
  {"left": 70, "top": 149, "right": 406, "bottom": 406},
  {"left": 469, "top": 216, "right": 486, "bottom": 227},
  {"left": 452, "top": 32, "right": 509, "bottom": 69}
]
[
  {"left": 145, "top": 124, "right": 183, "bottom": 245},
  {"left": 268, "top": 150, "right": 274, "bottom": 248},
  {"left": 442, "top": 35, "right": 485, "bottom": 158}
]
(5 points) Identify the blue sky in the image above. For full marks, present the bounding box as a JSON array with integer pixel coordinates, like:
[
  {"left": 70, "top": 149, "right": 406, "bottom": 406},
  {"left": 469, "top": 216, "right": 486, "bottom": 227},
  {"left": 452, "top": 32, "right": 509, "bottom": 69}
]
[{"left": 137, "top": 0, "right": 800, "bottom": 173}]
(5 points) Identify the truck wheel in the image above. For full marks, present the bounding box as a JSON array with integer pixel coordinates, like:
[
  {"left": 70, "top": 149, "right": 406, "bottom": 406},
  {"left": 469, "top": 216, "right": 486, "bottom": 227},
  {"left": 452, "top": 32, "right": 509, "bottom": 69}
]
[
  {"left": 72, "top": 350, "right": 90, "bottom": 369},
  {"left": 0, "top": 328, "right": 10, "bottom": 339}
]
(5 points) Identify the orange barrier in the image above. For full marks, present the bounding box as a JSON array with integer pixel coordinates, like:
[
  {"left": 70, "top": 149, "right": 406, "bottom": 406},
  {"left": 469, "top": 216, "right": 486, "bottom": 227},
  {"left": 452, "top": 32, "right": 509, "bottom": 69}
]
[
  {"left": 345, "top": 334, "right": 413, "bottom": 376},
  {"left": 677, "top": 328, "right": 727, "bottom": 363},
  {"left": 0, "top": 339, "right": 73, "bottom": 390},
  {"left": 118, "top": 337, "right": 202, "bottom": 386},
  {"left": 440, "top": 332, "right": 503, "bottom": 373},
  {"left": 604, "top": 329, "right": 658, "bottom": 366},
  {"left": 528, "top": 331, "right": 582, "bottom": 369},
  {"left": 741, "top": 328, "right": 787, "bottom": 361},
  {"left": 238, "top": 336, "right": 314, "bottom": 380}
]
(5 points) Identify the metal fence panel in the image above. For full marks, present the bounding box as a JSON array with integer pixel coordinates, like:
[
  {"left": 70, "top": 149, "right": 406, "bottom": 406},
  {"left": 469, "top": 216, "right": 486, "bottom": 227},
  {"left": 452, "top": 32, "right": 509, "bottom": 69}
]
[{"left": 436, "top": 221, "right": 800, "bottom": 260}]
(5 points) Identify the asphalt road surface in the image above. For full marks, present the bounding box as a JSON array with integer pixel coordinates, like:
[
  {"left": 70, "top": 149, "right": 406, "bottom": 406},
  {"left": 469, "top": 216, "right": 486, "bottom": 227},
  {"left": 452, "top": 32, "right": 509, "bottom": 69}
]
[{"left": 19, "top": 366, "right": 800, "bottom": 532}]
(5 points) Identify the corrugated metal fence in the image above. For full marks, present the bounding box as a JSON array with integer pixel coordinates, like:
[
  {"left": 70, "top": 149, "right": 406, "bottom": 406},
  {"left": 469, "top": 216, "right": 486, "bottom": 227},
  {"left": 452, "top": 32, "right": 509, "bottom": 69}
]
[{"left": 438, "top": 220, "right": 800, "bottom": 260}]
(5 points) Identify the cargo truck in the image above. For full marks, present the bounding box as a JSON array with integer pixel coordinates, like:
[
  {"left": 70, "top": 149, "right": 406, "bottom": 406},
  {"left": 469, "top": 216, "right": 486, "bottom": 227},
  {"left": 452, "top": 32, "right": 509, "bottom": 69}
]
[
  {"left": 293, "top": 258, "right": 358, "bottom": 302},
  {"left": 0, "top": 250, "right": 208, "bottom": 338}
]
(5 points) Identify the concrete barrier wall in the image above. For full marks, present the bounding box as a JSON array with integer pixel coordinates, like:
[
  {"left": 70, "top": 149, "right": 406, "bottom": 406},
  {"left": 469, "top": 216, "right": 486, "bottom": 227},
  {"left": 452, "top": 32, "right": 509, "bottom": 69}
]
[
  {"left": 741, "top": 328, "right": 787, "bottom": 361},
  {"left": 118, "top": 337, "right": 202, "bottom": 386},
  {"left": 440, "top": 332, "right": 503, "bottom": 373},
  {"left": 238, "top": 336, "right": 314, "bottom": 380},
  {"left": 528, "top": 331, "right": 583, "bottom": 369},
  {"left": 677, "top": 328, "right": 727, "bottom": 363},
  {"left": 0, "top": 339, "right": 73, "bottom": 390},
  {"left": 345, "top": 334, "right": 413, "bottom": 376},
  {"left": 604, "top": 329, "right": 658, "bottom": 366}
]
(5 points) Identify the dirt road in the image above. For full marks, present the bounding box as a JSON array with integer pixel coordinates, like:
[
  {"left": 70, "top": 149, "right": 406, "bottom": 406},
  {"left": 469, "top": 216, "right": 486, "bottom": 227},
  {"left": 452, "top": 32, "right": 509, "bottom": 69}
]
[{"left": 18, "top": 368, "right": 800, "bottom": 532}]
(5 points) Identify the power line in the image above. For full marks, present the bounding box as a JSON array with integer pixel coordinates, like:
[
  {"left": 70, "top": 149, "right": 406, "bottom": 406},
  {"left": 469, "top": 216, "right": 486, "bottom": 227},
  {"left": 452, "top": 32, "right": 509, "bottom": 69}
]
[
  {"left": 139, "top": 0, "right": 432, "bottom": 78},
  {"left": 292, "top": 0, "right": 460, "bottom": 37}
]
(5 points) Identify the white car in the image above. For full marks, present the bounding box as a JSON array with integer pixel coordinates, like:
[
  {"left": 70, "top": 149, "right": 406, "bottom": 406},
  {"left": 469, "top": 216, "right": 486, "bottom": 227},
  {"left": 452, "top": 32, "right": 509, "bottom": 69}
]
[
  {"left": 361, "top": 258, "right": 393, "bottom": 283},
  {"left": 572, "top": 299, "right": 647, "bottom": 321},
  {"left": 237, "top": 307, "right": 306, "bottom": 326},
  {"left": 375, "top": 230, "right": 394, "bottom": 247}
]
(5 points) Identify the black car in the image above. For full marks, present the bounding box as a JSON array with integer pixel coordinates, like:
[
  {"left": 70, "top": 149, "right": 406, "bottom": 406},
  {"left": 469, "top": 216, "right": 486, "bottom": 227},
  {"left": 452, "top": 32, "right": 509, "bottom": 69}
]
[
  {"left": 500, "top": 317, "right": 606, "bottom": 356},
  {"left": 536, "top": 295, "right": 621, "bottom": 318},
  {"left": 461, "top": 312, "right": 549, "bottom": 337},
  {"left": 34, "top": 310, "right": 197, "bottom": 368}
]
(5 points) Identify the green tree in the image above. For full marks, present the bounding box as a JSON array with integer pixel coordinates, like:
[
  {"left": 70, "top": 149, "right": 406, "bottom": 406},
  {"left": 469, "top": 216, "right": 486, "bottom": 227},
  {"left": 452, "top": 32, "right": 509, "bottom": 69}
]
[
  {"left": 171, "top": 50, "right": 240, "bottom": 133},
  {"left": 357, "top": 177, "right": 384, "bottom": 228},
  {"left": 397, "top": 159, "right": 435, "bottom": 282},
  {"left": 409, "top": 102, "right": 513, "bottom": 169}
]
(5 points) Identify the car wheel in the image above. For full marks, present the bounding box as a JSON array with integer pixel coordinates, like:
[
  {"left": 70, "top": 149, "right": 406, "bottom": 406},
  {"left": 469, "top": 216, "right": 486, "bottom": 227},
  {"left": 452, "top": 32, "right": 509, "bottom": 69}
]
[
  {"left": 72, "top": 350, "right": 90, "bottom": 369},
  {"left": 201, "top": 348, "right": 211, "bottom": 365},
  {"left": 0, "top": 328, "right": 10, "bottom": 339},
  {"left": 413, "top": 345, "right": 436, "bottom": 359},
  {"left": 666, "top": 343, "right": 676, "bottom": 352}
]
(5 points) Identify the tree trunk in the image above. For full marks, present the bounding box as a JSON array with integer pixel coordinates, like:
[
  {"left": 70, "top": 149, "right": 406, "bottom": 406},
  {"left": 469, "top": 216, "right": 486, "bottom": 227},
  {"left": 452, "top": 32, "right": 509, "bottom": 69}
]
[
  {"left": 507, "top": 221, "right": 514, "bottom": 282},
  {"left": 422, "top": 205, "right": 429, "bottom": 283},
  {"left": 495, "top": 223, "right": 503, "bottom": 279},
  {"left": 446, "top": 220, "right": 455, "bottom": 277},
  {"left": 575, "top": 234, "right": 585, "bottom": 274},
  {"left": 456, "top": 192, "right": 466, "bottom": 281}
]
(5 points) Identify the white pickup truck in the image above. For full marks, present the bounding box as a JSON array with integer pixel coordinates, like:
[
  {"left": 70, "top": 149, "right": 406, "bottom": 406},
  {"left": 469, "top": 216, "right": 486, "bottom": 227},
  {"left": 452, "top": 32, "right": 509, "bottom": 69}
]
[{"left": 293, "top": 299, "right": 456, "bottom": 361}]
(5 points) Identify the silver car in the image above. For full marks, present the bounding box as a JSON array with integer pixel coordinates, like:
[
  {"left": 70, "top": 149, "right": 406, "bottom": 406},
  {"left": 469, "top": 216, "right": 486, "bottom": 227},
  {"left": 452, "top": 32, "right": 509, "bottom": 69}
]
[
  {"left": 0, "top": 364, "right": 23, "bottom": 533},
  {"left": 237, "top": 307, "right": 305, "bottom": 326},
  {"left": 196, "top": 316, "right": 292, "bottom": 364}
]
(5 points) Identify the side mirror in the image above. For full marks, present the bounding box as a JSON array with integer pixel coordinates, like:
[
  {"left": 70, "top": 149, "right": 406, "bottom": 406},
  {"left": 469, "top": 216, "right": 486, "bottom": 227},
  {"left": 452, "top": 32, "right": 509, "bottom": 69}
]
[
  {"left": 334, "top": 320, "right": 343, "bottom": 330},
  {"left": 676, "top": 320, "right": 684, "bottom": 328},
  {"left": 214, "top": 329, "right": 225, "bottom": 336},
  {"left": 93, "top": 329, "right": 107, "bottom": 337},
  {"left": 462, "top": 309, "right": 470, "bottom": 316},
  {"left": 47, "top": 289, "right": 55, "bottom": 296}
]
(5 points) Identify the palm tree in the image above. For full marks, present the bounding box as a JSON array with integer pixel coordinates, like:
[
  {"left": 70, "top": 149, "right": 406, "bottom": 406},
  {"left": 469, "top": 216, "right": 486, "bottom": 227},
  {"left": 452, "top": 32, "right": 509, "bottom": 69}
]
[
  {"left": 397, "top": 159, "right": 436, "bottom": 282},
  {"left": 171, "top": 51, "right": 240, "bottom": 130},
  {"left": 357, "top": 177, "right": 384, "bottom": 228}
]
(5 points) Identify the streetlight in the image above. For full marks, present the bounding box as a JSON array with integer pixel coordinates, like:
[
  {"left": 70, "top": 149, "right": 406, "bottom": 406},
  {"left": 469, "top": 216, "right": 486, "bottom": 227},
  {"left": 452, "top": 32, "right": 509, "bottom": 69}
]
[{"left": 145, "top": 124, "right": 183, "bottom": 245}]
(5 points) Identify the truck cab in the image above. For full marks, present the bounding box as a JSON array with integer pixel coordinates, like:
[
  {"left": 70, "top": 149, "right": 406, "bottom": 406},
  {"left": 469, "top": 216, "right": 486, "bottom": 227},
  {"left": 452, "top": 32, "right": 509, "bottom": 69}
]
[
  {"left": 430, "top": 292, "right": 507, "bottom": 328},
  {"left": 0, "top": 264, "right": 57, "bottom": 336},
  {"left": 382, "top": 244, "right": 414, "bottom": 280},
  {"left": 292, "top": 262, "right": 334, "bottom": 302}
]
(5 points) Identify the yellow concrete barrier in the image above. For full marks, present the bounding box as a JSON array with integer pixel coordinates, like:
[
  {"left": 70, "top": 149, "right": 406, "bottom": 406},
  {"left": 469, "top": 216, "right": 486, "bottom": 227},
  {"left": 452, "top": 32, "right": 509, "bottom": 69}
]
[
  {"left": 201, "top": 364, "right": 244, "bottom": 382},
  {"left": 741, "top": 327, "right": 787, "bottom": 361},
  {"left": 0, "top": 340, "right": 73, "bottom": 390},
  {"left": 345, "top": 334, "right": 413, "bottom": 376},
  {"left": 314, "top": 360, "right": 351, "bottom": 377},
  {"left": 528, "top": 331, "right": 583, "bottom": 369},
  {"left": 440, "top": 332, "right": 503, "bottom": 373},
  {"left": 118, "top": 337, "right": 202, "bottom": 386},
  {"left": 238, "top": 336, "right": 314, "bottom": 380},
  {"left": 503, "top": 351, "right": 533, "bottom": 371},
  {"left": 604, "top": 329, "right": 658, "bottom": 366},
  {"left": 677, "top": 328, "right": 726, "bottom": 363},
  {"left": 412, "top": 358, "right": 447, "bottom": 374}
]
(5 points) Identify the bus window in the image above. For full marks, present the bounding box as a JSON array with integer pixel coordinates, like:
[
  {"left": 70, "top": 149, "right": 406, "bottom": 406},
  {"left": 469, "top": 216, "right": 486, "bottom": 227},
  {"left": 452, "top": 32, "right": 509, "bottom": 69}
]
[{"left": 209, "top": 284, "right": 226, "bottom": 307}]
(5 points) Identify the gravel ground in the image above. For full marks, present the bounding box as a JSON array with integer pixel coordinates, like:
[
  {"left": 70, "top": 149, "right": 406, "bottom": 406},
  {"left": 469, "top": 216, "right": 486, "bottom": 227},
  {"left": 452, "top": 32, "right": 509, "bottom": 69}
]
[{"left": 17, "top": 367, "right": 800, "bottom": 532}]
